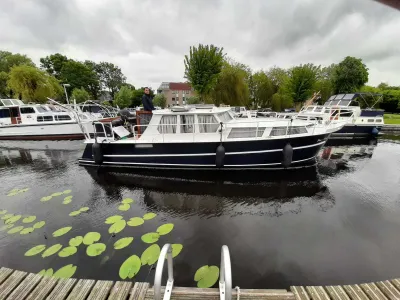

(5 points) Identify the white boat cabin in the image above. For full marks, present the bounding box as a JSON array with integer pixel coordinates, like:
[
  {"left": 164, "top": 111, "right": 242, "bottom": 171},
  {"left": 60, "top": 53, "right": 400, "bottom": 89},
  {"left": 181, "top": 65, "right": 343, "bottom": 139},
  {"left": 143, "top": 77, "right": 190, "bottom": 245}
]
[
  {"left": 94, "top": 105, "right": 341, "bottom": 144},
  {"left": 0, "top": 99, "right": 74, "bottom": 126}
]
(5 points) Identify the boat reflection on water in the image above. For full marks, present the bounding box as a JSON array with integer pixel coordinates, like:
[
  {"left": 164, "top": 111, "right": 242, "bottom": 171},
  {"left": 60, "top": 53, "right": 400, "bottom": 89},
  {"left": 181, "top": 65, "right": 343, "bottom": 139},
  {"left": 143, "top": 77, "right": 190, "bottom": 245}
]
[
  {"left": 317, "top": 138, "right": 377, "bottom": 175},
  {"left": 84, "top": 166, "right": 334, "bottom": 217}
]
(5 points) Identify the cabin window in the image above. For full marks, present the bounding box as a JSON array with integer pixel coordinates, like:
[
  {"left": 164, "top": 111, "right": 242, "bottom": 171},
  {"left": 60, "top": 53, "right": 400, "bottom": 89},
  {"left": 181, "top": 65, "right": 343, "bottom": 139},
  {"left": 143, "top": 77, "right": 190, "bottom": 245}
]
[
  {"left": 180, "top": 115, "right": 195, "bottom": 133},
  {"left": 315, "top": 107, "right": 322, "bottom": 112},
  {"left": 228, "top": 127, "right": 266, "bottom": 139},
  {"left": 157, "top": 115, "right": 177, "bottom": 133},
  {"left": 2, "top": 100, "right": 13, "bottom": 106},
  {"left": 217, "top": 112, "right": 233, "bottom": 123},
  {"left": 331, "top": 100, "right": 340, "bottom": 106},
  {"left": 339, "top": 110, "right": 352, "bottom": 117},
  {"left": 55, "top": 115, "right": 72, "bottom": 121},
  {"left": 306, "top": 107, "right": 314, "bottom": 111},
  {"left": 20, "top": 107, "right": 35, "bottom": 114},
  {"left": 324, "top": 109, "right": 331, "bottom": 113},
  {"left": 37, "top": 116, "right": 53, "bottom": 122},
  {"left": 0, "top": 109, "right": 10, "bottom": 118},
  {"left": 197, "top": 115, "right": 219, "bottom": 133},
  {"left": 270, "top": 126, "right": 307, "bottom": 136},
  {"left": 36, "top": 106, "right": 48, "bottom": 113},
  {"left": 376, "top": 119, "right": 382, "bottom": 122},
  {"left": 368, "top": 119, "right": 375, "bottom": 122}
]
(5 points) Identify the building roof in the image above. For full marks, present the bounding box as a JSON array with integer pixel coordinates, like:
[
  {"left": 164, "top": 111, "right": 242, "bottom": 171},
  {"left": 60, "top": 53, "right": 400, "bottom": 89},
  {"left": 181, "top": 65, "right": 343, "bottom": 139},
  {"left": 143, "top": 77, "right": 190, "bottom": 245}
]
[{"left": 169, "top": 82, "right": 191, "bottom": 90}]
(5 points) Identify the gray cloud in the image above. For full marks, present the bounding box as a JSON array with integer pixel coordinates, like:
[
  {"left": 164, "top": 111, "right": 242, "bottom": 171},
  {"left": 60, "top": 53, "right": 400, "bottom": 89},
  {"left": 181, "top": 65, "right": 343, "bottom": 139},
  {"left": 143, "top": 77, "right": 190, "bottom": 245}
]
[{"left": 0, "top": 0, "right": 399, "bottom": 88}]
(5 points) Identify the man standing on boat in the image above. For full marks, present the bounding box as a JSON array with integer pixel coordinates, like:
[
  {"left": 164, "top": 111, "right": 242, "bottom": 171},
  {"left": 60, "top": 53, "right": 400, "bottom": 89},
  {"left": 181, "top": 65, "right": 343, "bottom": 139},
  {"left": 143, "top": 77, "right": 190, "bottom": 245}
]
[{"left": 142, "top": 87, "right": 155, "bottom": 112}]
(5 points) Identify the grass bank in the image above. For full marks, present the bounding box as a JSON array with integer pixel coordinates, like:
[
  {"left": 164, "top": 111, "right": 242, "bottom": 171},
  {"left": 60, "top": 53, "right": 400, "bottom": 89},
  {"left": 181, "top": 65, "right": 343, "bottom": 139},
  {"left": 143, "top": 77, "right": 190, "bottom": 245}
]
[{"left": 384, "top": 114, "right": 400, "bottom": 125}]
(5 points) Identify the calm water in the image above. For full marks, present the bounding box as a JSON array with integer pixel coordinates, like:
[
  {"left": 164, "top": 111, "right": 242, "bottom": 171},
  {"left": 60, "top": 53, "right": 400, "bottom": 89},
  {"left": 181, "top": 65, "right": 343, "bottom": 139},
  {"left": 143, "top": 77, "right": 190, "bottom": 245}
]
[{"left": 0, "top": 137, "right": 400, "bottom": 289}]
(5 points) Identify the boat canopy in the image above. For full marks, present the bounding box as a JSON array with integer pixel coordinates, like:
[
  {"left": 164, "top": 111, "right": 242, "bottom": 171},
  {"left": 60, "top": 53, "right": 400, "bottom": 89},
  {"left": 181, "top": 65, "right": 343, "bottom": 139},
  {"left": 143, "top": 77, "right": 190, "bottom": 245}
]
[
  {"left": 324, "top": 93, "right": 383, "bottom": 107},
  {"left": 0, "top": 99, "right": 25, "bottom": 106}
]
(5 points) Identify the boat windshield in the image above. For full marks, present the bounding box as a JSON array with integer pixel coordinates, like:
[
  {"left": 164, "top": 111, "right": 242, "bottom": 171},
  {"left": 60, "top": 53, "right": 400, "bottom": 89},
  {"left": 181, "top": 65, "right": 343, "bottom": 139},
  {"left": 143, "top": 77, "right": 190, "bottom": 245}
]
[
  {"left": 36, "top": 106, "right": 48, "bottom": 113},
  {"left": 81, "top": 105, "right": 102, "bottom": 113}
]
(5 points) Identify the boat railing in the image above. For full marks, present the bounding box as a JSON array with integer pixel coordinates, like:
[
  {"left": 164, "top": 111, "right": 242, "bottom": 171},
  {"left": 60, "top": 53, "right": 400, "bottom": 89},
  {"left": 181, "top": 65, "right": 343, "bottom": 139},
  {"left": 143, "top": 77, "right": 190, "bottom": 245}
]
[{"left": 91, "top": 117, "right": 338, "bottom": 143}]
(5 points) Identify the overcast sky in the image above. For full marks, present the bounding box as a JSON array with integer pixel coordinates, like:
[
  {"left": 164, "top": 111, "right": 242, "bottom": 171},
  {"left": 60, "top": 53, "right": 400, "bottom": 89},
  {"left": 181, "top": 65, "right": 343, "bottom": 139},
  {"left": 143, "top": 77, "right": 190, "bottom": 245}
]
[{"left": 0, "top": 0, "right": 399, "bottom": 90}]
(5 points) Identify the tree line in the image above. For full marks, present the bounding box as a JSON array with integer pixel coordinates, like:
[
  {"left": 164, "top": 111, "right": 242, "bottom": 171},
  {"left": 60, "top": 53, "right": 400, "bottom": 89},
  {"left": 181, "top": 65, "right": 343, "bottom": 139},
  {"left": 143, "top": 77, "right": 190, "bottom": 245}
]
[
  {"left": 184, "top": 44, "right": 400, "bottom": 112},
  {"left": 0, "top": 50, "right": 152, "bottom": 108}
]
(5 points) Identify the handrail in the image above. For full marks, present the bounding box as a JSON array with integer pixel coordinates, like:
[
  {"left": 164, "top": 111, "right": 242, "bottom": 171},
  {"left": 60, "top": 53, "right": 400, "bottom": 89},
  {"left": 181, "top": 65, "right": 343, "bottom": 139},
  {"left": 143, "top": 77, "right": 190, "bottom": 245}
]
[
  {"left": 219, "top": 245, "right": 232, "bottom": 300},
  {"left": 154, "top": 244, "right": 174, "bottom": 300}
]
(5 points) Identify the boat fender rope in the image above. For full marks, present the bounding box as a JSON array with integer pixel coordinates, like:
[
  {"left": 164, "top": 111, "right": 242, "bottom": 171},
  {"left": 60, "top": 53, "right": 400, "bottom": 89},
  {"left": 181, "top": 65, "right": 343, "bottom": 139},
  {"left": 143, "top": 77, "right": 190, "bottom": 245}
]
[{"left": 235, "top": 286, "right": 241, "bottom": 300}]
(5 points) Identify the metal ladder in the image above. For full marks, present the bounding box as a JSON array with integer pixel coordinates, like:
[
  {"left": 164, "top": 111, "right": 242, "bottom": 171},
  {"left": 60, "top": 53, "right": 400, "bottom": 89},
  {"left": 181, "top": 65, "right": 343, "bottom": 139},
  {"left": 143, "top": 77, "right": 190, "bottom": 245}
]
[{"left": 153, "top": 244, "right": 232, "bottom": 300}]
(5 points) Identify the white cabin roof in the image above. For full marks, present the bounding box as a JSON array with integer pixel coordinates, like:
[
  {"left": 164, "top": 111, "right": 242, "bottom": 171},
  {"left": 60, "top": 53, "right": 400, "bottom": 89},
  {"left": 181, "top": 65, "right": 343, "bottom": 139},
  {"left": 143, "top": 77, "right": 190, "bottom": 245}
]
[{"left": 152, "top": 106, "right": 231, "bottom": 115}]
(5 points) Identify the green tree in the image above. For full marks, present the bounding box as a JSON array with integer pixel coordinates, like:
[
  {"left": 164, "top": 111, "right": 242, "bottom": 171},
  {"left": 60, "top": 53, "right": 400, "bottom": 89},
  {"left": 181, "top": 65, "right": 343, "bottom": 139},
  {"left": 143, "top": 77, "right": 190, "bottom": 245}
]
[
  {"left": 267, "top": 67, "right": 289, "bottom": 93},
  {"left": 83, "top": 60, "right": 101, "bottom": 99},
  {"left": 184, "top": 44, "right": 225, "bottom": 101},
  {"left": 153, "top": 93, "right": 167, "bottom": 108},
  {"left": 60, "top": 60, "right": 98, "bottom": 98},
  {"left": 0, "top": 71, "right": 10, "bottom": 98},
  {"left": 71, "top": 87, "right": 90, "bottom": 103},
  {"left": 40, "top": 53, "right": 69, "bottom": 79},
  {"left": 211, "top": 61, "right": 250, "bottom": 106},
  {"left": 251, "top": 71, "right": 274, "bottom": 108},
  {"left": 333, "top": 56, "right": 369, "bottom": 93},
  {"left": 186, "top": 95, "right": 202, "bottom": 104},
  {"left": 0, "top": 51, "right": 34, "bottom": 73},
  {"left": 114, "top": 86, "right": 133, "bottom": 108},
  {"left": 7, "top": 65, "right": 62, "bottom": 103},
  {"left": 314, "top": 64, "right": 336, "bottom": 103},
  {"left": 283, "top": 64, "right": 319, "bottom": 106},
  {"left": 271, "top": 92, "right": 293, "bottom": 112},
  {"left": 97, "top": 62, "right": 126, "bottom": 98}
]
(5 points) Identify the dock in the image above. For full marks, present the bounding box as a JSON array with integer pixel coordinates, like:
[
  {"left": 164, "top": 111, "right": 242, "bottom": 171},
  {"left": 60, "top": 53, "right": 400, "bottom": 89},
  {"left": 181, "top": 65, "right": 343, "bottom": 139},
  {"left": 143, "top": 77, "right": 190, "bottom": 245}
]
[
  {"left": 381, "top": 124, "right": 400, "bottom": 134},
  {"left": 1, "top": 266, "right": 400, "bottom": 300}
]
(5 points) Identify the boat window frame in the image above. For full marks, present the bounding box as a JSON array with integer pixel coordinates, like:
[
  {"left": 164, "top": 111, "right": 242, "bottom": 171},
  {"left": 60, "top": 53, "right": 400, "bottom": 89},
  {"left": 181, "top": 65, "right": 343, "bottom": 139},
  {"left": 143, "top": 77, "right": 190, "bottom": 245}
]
[
  {"left": 20, "top": 107, "right": 36, "bottom": 114},
  {"left": 37, "top": 115, "right": 54, "bottom": 122}
]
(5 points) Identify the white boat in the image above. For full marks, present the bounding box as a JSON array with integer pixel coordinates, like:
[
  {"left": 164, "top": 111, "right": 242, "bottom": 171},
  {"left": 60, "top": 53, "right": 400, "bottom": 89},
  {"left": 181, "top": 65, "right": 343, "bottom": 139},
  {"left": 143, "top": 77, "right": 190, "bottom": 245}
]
[
  {"left": 79, "top": 105, "right": 346, "bottom": 170},
  {"left": 0, "top": 99, "right": 118, "bottom": 140}
]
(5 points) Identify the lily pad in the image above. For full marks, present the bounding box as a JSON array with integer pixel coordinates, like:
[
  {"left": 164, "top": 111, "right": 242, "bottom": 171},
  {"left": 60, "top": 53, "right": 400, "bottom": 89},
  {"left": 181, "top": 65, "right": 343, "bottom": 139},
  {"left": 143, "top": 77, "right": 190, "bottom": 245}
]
[
  {"left": 127, "top": 217, "right": 144, "bottom": 227},
  {"left": 118, "top": 203, "right": 130, "bottom": 211},
  {"left": 59, "top": 246, "right": 78, "bottom": 257},
  {"left": 86, "top": 243, "right": 106, "bottom": 257},
  {"left": 114, "top": 237, "right": 133, "bottom": 250},
  {"left": 20, "top": 227, "right": 34, "bottom": 235},
  {"left": 8, "top": 226, "right": 24, "bottom": 234},
  {"left": 42, "top": 244, "right": 63, "bottom": 258},
  {"left": 0, "top": 210, "right": 7, "bottom": 215},
  {"left": 51, "top": 192, "right": 63, "bottom": 197},
  {"left": 79, "top": 207, "right": 89, "bottom": 212},
  {"left": 69, "top": 211, "right": 81, "bottom": 217},
  {"left": 141, "top": 244, "right": 161, "bottom": 265},
  {"left": 38, "top": 268, "right": 54, "bottom": 277},
  {"left": 33, "top": 221, "right": 45, "bottom": 229},
  {"left": 143, "top": 212, "right": 156, "bottom": 220},
  {"left": 109, "top": 220, "right": 126, "bottom": 234},
  {"left": 22, "top": 216, "right": 36, "bottom": 223},
  {"left": 5, "top": 215, "right": 22, "bottom": 224},
  {"left": 141, "top": 232, "right": 160, "bottom": 244},
  {"left": 25, "top": 245, "right": 46, "bottom": 256},
  {"left": 69, "top": 236, "right": 83, "bottom": 247},
  {"left": 52, "top": 226, "right": 72, "bottom": 237},
  {"left": 83, "top": 232, "right": 101, "bottom": 245},
  {"left": 122, "top": 198, "right": 134, "bottom": 204},
  {"left": 40, "top": 196, "right": 52, "bottom": 202},
  {"left": 1, "top": 214, "right": 13, "bottom": 220},
  {"left": 63, "top": 198, "right": 72, "bottom": 204},
  {"left": 119, "top": 255, "right": 141, "bottom": 279},
  {"left": 53, "top": 264, "right": 77, "bottom": 279},
  {"left": 194, "top": 265, "right": 220, "bottom": 288},
  {"left": 171, "top": 244, "right": 183, "bottom": 258},
  {"left": 20, "top": 188, "right": 29, "bottom": 193},
  {"left": 0, "top": 224, "right": 14, "bottom": 231},
  {"left": 63, "top": 189, "right": 72, "bottom": 194},
  {"left": 105, "top": 215, "right": 123, "bottom": 224},
  {"left": 156, "top": 223, "right": 174, "bottom": 235}
]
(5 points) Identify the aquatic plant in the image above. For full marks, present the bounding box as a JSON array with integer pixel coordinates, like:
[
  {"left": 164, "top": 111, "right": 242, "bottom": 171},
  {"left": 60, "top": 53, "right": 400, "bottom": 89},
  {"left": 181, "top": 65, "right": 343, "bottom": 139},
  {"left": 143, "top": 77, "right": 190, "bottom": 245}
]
[
  {"left": 69, "top": 236, "right": 83, "bottom": 247},
  {"left": 114, "top": 237, "right": 133, "bottom": 250},
  {"left": 127, "top": 217, "right": 144, "bottom": 227},
  {"left": 20, "top": 227, "right": 34, "bottom": 235},
  {"left": 25, "top": 245, "right": 46, "bottom": 256},
  {"left": 52, "top": 226, "right": 72, "bottom": 237},
  {"left": 33, "top": 221, "right": 45, "bottom": 229},
  {"left": 143, "top": 213, "right": 156, "bottom": 220},
  {"left": 63, "top": 190, "right": 72, "bottom": 194},
  {"left": 119, "top": 255, "right": 141, "bottom": 279},
  {"left": 63, "top": 196, "right": 72, "bottom": 204},
  {"left": 22, "top": 216, "right": 36, "bottom": 223},
  {"left": 109, "top": 220, "right": 126, "bottom": 234},
  {"left": 122, "top": 198, "right": 134, "bottom": 204},
  {"left": 38, "top": 268, "right": 53, "bottom": 277},
  {"left": 86, "top": 243, "right": 106, "bottom": 257},
  {"left": 59, "top": 246, "right": 78, "bottom": 257},
  {"left": 0, "top": 210, "right": 7, "bottom": 215},
  {"left": 40, "top": 196, "right": 52, "bottom": 202},
  {"left": 8, "top": 226, "right": 24, "bottom": 234},
  {"left": 7, "top": 188, "right": 29, "bottom": 196},
  {"left": 83, "top": 232, "right": 101, "bottom": 245},
  {"left": 118, "top": 203, "right": 130, "bottom": 211},
  {"left": 171, "top": 244, "right": 183, "bottom": 258},
  {"left": 141, "top": 232, "right": 160, "bottom": 244},
  {"left": 105, "top": 215, "right": 123, "bottom": 224},
  {"left": 157, "top": 223, "right": 174, "bottom": 235},
  {"left": 42, "top": 244, "right": 63, "bottom": 258},
  {"left": 194, "top": 265, "right": 220, "bottom": 288},
  {"left": 53, "top": 264, "right": 77, "bottom": 279},
  {"left": 5, "top": 215, "right": 22, "bottom": 224},
  {"left": 141, "top": 244, "right": 160, "bottom": 265},
  {"left": 69, "top": 211, "right": 80, "bottom": 217}
]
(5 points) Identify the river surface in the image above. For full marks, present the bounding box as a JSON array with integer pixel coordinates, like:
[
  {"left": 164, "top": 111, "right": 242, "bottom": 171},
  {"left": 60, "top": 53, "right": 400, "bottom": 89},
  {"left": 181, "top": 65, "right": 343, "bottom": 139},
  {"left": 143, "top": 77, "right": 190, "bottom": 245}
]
[{"left": 0, "top": 136, "right": 400, "bottom": 289}]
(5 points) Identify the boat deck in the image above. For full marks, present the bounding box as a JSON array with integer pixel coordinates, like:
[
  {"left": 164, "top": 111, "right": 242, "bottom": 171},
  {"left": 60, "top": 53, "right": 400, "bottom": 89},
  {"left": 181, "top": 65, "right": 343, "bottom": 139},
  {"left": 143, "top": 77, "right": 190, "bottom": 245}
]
[{"left": 1, "top": 267, "right": 399, "bottom": 299}]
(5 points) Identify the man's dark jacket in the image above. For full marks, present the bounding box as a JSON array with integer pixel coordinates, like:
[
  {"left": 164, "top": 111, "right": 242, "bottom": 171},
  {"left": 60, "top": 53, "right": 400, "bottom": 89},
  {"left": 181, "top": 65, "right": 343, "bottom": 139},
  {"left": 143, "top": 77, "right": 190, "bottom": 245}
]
[{"left": 142, "top": 94, "right": 155, "bottom": 111}]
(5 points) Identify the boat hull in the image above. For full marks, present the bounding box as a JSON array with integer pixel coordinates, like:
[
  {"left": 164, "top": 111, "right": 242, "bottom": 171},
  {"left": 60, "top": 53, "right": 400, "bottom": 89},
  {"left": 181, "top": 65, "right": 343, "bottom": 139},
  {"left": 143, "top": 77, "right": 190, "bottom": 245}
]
[
  {"left": 330, "top": 124, "right": 382, "bottom": 137},
  {"left": 79, "top": 133, "right": 330, "bottom": 170},
  {"left": 0, "top": 122, "right": 88, "bottom": 140}
]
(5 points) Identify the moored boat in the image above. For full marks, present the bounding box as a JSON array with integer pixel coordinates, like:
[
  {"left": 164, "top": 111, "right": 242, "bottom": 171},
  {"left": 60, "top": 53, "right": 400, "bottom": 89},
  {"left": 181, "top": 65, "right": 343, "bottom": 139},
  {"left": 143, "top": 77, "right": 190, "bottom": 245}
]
[{"left": 79, "top": 105, "right": 346, "bottom": 170}]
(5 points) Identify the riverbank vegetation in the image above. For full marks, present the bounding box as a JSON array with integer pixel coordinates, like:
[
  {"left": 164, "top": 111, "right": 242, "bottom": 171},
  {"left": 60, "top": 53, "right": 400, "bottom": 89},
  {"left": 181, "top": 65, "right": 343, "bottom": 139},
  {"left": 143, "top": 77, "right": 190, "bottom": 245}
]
[{"left": 1, "top": 47, "right": 400, "bottom": 112}]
